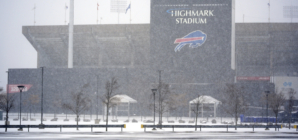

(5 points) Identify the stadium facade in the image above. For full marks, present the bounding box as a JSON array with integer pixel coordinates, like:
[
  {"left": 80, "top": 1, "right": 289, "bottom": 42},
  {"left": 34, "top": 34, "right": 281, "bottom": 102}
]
[{"left": 8, "top": 0, "right": 298, "bottom": 116}]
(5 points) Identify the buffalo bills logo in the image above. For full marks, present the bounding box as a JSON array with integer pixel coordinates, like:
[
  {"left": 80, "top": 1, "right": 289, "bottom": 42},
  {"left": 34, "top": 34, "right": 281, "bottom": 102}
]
[
  {"left": 174, "top": 30, "right": 207, "bottom": 52},
  {"left": 283, "top": 82, "right": 292, "bottom": 87}
]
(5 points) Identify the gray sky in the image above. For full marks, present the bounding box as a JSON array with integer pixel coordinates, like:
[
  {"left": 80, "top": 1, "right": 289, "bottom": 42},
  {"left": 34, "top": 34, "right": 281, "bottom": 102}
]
[{"left": 0, "top": 0, "right": 297, "bottom": 90}]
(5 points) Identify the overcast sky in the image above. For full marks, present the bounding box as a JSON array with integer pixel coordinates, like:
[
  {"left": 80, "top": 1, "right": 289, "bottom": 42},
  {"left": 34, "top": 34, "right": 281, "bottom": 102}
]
[{"left": 0, "top": 0, "right": 297, "bottom": 90}]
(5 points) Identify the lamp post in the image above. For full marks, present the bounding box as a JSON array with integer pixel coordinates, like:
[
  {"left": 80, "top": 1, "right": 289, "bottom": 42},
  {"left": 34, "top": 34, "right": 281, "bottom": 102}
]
[
  {"left": 157, "top": 70, "right": 162, "bottom": 125},
  {"left": 39, "top": 67, "right": 45, "bottom": 128},
  {"left": 265, "top": 91, "right": 270, "bottom": 130},
  {"left": 17, "top": 85, "right": 25, "bottom": 131},
  {"left": 151, "top": 89, "right": 157, "bottom": 130},
  {"left": 96, "top": 75, "right": 99, "bottom": 120},
  {"left": 6, "top": 71, "right": 9, "bottom": 126}
]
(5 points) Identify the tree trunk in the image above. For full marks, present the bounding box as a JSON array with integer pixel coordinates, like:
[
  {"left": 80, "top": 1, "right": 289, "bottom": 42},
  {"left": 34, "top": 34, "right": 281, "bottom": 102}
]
[
  {"left": 288, "top": 112, "right": 291, "bottom": 129},
  {"left": 195, "top": 113, "right": 198, "bottom": 131},
  {"left": 160, "top": 112, "right": 163, "bottom": 129},
  {"left": 106, "top": 104, "right": 109, "bottom": 131},
  {"left": 275, "top": 114, "right": 278, "bottom": 131},
  {"left": 30, "top": 105, "right": 31, "bottom": 119},
  {"left": 235, "top": 115, "right": 237, "bottom": 130},
  {"left": 5, "top": 110, "right": 8, "bottom": 132},
  {"left": 76, "top": 115, "right": 79, "bottom": 130}
]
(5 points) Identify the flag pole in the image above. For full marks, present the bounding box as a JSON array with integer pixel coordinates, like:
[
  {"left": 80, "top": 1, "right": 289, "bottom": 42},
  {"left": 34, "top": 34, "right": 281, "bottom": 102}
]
[
  {"left": 130, "top": 1, "right": 131, "bottom": 24},
  {"left": 97, "top": 3, "right": 99, "bottom": 24},
  {"left": 65, "top": 3, "right": 67, "bottom": 25},
  {"left": 34, "top": 4, "right": 36, "bottom": 26},
  {"left": 117, "top": 0, "right": 119, "bottom": 24},
  {"left": 268, "top": 0, "right": 270, "bottom": 23}
]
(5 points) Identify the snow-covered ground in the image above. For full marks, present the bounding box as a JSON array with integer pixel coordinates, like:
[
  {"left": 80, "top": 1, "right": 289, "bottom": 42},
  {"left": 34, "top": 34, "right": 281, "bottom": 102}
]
[{"left": 0, "top": 113, "right": 297, "bottom": 139}]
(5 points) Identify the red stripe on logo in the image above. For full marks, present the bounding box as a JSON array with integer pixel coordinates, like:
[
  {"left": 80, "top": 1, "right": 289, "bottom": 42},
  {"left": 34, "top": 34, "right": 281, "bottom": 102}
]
[{"left": 174, "top": 37, "right": 204, "bottom": 44}]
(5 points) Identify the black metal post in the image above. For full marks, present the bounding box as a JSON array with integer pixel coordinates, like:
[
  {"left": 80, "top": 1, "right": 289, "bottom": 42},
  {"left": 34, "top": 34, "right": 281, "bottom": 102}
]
[
  {"left": 158, "top": 70, "right": 162, "bottom": 126},
  {"left": 19, "top": 89, "right": 22, "bottom": 130},
  {"left": 151, "top": 89, "right": 157, "bottom": 130},
  {"left": 17, "top": 85, "right": 25, "bottom": 131},
  {"left": 154, "top": 92, "right": 155, "bottom": 129},
  {"left": 40, "top": 67, "right": 45, "bottom": 128},
  {"left": 91, "top": 100, "right": 92, "bottom": 120},
  {"left": 265, "top": 91, "right": 270, "bottom": 130},
  {"left": 6, "top": 71, "right": 9, "bottom": 127},
  {"left": 96, "top": 75, "right": 99, "bottom": 120}
]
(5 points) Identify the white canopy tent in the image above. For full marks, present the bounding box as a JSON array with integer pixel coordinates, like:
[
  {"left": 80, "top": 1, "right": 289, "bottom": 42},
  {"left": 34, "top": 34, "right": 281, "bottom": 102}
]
[
  {"left": 103, "top": 94, "right": 137, "bottom": 120},
  {"left": 189, "top": 95, "right": 221, "bottom": 118}
]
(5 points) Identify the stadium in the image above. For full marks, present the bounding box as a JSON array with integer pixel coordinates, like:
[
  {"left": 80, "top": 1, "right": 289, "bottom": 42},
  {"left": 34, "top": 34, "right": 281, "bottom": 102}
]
[{"left": 7, "top": 0, "right": 298, "bottom": 118}]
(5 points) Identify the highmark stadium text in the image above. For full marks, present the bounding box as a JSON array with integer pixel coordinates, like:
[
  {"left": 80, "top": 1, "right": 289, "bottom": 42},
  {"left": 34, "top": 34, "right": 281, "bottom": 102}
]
[
  {"left": 176, "top": 18, "right": 207, "bottom": 24},
  {"left": 169, "top": 10, "right": 215, "bottom": 24}
]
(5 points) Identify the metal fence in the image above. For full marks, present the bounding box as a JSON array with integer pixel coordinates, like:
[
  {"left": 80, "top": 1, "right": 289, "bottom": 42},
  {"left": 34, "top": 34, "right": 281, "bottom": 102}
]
[
  {"left": 141, "top": 125, "right": 282, "bottom": 132},
  {"left": 0, "top": 124, "right": 125, "bottom": 132}
]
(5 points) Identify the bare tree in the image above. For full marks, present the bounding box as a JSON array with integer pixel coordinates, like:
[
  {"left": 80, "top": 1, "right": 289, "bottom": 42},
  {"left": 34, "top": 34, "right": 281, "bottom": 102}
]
[
  {"left": 62, "top": 84, "right": 90, "bottom": 130},
  {"left": 222, "top": 84, "right": 248, "bottom": 130},
  {"left": 190, "top": 95, "right": 206, "bottom": 131},
  {"left": 287, "top": 88, "right": 296, "bottom": 129},
  {"left": 156, "top": 83, "right": 175, "bottom": 128},
  {"left": 0, "top": 93, "right": 17, "bottom": 132},
  {"left": 53, "top": 97, "right": 62, "bottom": 119},
  {"left": 24, "top": 94, "right": 39, "bottom": 120},
  {"left": 101, "top": 77, "right": 120, "bottom": 132},
  {"left": 171, "top": 93, "right": 187, "bottom": 120},
  {"left": 268, "top": 91, "right": 285, "bottom": 127}
]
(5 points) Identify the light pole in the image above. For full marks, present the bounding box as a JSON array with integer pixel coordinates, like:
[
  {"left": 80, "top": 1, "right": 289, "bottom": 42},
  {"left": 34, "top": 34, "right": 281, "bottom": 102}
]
[
  {"left": 265, "top": 91, "right": 270, "bottom": 130},
  {"left": 96, "top": 75, "right": 99, "bottom": 120},
  {"left": 39, "top": 67, "right": 45, "bottom": 128},
  {"left": 17, "top": 85, "right": 25, "bottom": 131},
  {"left": 157, "top": 70, "right": 162, "bottom": 125},
  {"left": 6, "top": 71, "right": 9, "bottom": 126},
  {"left": 151, "top": 89, "right": 157, "bottom": 130}
]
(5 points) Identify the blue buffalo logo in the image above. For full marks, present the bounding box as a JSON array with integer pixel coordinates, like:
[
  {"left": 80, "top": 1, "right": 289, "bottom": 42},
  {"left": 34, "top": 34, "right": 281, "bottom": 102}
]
[
  {"left": 174, "top": 30, "right": 207, "bottom": 52},
  {"left": 283, "top": 82, "right": 292, "bottom": 87}
]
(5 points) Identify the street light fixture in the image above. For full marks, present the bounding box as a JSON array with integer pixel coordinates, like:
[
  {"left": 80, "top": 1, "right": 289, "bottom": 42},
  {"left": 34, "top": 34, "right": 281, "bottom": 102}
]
[
  {"left": 265, "top": 90, "right": 270, "bottom": 130},
  {"left": 17, "top": 85, "right": 25, "bottom": 131},
  {"left": 151, "top": 89, "right": 157, "bottom": 130}
]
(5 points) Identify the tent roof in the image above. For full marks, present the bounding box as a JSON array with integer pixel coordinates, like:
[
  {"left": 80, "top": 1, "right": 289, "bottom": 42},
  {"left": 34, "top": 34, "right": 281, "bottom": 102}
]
[
  {"left": 189, "top": 95, "right": 221, "bottom": 104},
  {"left": 111, "top": 94, "right": 137, "bottom": 103}
]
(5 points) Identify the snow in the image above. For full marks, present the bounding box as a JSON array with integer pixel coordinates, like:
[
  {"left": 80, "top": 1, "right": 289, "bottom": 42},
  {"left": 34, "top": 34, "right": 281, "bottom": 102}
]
[{"left": 1, "top": 113, "right": 297, "bottom": 133}]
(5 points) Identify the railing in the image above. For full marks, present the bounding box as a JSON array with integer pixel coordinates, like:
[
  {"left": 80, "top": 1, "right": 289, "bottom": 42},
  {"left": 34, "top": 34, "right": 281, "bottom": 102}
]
[
  {"left": 141, "top": 124, "right": 282, "bottom": 132},
  {"left": 0, "top": 124, "right": 126, "bottom": 132}
]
